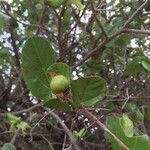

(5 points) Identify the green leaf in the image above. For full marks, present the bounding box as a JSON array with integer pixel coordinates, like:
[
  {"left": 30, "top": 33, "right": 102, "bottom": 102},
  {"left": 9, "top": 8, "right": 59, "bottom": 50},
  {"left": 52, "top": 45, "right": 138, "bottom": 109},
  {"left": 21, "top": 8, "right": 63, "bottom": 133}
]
[
  {"left": 48, "top": 0, "right": 64, "bottom": 8},
  {"left": 16, "top": 121, "right": 30, "bottom": 131},
  {"left": 61, "top": 7, "right": 72, "bottom": 31},
  {"left": 114, "top": 34, "right": 130, "bottom": 47},
  {"left": 106, "top": 116, "right": 150, "bottom": 150},
  {"left": 7, "top": 113, "right": 21, "bottom": 124},
  {"left": 146, "top": 104, "right": 150, "bottom": 120},
  {"left": 141, "top": 60, "right": 150, "bottom": 72},
  {"left": 2, "top": 143, "right": 16, "bottom": 150},
  {"left": 129, "top": 135, "right": 150, "bottom": 150},
  {"left": 125, "top": 54, "right": 150, "bottom": 77},
  {"left": 145, "top": 3, "right": 150, "bottom": 11},
  {"left": 0, "top": 48, "right": 10, "bottom": 55},
  {"left": 69, "top": 0, "right": 84, "bottom": 10},
  {"left": 73, "top": 128, "right": 86, "bottom": 140},
  {"left": 73, "top": 131, "right": 79, "bottom": 140},
  {"left": 47, "top": 63, "right": 71, "bottom": 80},
  {"left": 9, "top": 124, "right": 16, "bottom": 132},
  {"left": 119, "top": 114, "right": 134, "bottom": 137},
  {"left": 107, "top": 19, "right": 123, "bottom": 34},
  {"left": 44, "top": 99, "right": 71, "bottom": 111},
  {"left": 71, "top": 76, "right": 107, "bottom": 107},
  {"left": 21, "top": 36, "right": 56, "bottom": 101},
  {"left": 0, "top": 48, "right": 10, "bottom": 63},
  {"left": 0, "top": 12, "right": 10, "bottom": 31},
  {"left": 125, "top": 56, "right": 146, "bottom": 77},
  {"left": 86, "top": 59, "right": 103, "bottom": 71},
  {"left": 77, "top": 128, "right": 86, "bottom": 137},
  {"left": 126, "top": 103, "right": 144, "bottom": 123},
  {"left": 7, "top": 113, "right": 30, "bottom": 132}
]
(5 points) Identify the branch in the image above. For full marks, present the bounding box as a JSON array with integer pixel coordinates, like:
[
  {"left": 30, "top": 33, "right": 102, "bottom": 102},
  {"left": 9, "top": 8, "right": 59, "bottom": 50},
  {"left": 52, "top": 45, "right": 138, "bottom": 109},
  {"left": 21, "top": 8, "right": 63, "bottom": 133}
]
[
  {"left": 44, "top": 107, "right": 80, "bottom": 150},
  {"left": 122, "top": 0, "right": 149, "bottom": 28},
  {"left": 9, "top": 24, "right": 21, "bottom": 70},
  {"left": 122, "top": 28, "right": 150, "bottom": 35},
  {"left": 10, "top": 129, "right": 19, "bottom": 144},
  {"left": 0, "top": 8, "right": 57, "bottom": 43},
  {"left": 81, "top": 106, "right": 130, "bottom": 150},
  {"left": 73, "top": 0, "right": 149, "bottom": 69}
]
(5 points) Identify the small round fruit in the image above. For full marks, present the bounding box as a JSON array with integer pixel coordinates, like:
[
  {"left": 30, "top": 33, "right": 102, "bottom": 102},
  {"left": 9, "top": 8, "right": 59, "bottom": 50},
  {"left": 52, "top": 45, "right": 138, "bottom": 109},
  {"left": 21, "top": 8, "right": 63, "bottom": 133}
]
[
  {"left": 49, "top": 0, "right": 64, "bottom": 8},
  {"left": 50, "top": 75, "right": 69, "bottom": 94}
]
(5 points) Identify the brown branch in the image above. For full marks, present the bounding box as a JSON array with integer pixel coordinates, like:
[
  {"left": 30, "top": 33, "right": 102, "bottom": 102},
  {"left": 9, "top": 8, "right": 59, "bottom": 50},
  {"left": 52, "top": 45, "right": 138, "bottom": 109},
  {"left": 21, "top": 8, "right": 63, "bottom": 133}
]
[
  {"left": 9, "top": 24, "right": 21, "bottom": 70},
  {"left": 73, "top": 0, "right": 149, "bottom": 69},
  {"left": 96, "top": 17, "right": 108, "bottom": 38},
  {"left": 81, "top": 106, "right": 130, "bottom": 150},
  {"left": 8, "top": 21, "right": 28, "bottom": 91},
  {"left": 85, "top": 0, "right": 105, "bottom": 38},
  {"left": 122, "top": 28, "right": 150, "bottom": 35}
]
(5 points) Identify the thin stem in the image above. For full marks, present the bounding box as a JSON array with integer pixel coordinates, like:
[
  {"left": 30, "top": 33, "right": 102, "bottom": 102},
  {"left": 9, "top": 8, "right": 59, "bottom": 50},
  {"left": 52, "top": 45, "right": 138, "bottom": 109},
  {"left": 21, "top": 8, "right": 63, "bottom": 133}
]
[
  {"left": 44, "top": 107, "right": 80, "bottom": 150},
  {"left": 81, "top": 106, "right": 130, "bottom": 150}
]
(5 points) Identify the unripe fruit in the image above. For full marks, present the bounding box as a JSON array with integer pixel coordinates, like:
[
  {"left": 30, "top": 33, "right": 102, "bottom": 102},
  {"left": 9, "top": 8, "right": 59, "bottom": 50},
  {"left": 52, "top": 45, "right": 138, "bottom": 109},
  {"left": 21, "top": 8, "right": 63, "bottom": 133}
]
[{"left": 50, "top": 75, "right": 69, "bottom": 94}]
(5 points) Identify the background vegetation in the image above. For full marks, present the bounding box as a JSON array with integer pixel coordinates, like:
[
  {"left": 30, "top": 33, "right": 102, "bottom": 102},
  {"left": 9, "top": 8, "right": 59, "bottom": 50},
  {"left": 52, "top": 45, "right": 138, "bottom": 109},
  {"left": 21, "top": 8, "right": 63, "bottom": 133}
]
[{"left": 0, "top": 0, "right": 150, "bottom": 149}]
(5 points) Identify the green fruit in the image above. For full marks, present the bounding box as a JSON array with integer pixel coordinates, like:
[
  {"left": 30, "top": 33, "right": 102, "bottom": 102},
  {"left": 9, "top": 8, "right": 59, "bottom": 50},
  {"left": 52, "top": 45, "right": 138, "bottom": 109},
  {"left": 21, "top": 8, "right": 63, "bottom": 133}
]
[
  {"left": 49, "top": 0, "right": 64, "bottom": 8},
  {"left": 50, "top": 75, "right": 69, "bottom": 93}
]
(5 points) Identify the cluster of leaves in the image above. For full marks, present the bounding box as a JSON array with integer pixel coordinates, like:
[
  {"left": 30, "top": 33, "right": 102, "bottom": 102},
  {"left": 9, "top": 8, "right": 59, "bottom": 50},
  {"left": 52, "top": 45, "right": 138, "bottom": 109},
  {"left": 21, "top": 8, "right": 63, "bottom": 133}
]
[
  {"left": 21, "top": 36, "right": 107, "bottom": 110},
  {"left": 7, "top": 113, "right": 30, "bottom": 132}
]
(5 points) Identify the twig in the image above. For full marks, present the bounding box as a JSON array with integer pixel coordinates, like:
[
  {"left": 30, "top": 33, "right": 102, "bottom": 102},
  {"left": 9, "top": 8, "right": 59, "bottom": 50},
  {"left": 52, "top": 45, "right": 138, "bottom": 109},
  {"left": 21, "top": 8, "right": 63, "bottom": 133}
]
[
  {"left": 122, "top": 28, "right": 150, "bottom": 35},
  {"left": 29, "top": 110, "right": 52, "bottom": 142},
  {"left": 10, "top": 129, "right": 19, "bottom": 144},
  {"left": 62, "top": 133, "right": 67, "bottom": 150},
  {"left": 44, "top": 107, "right": 80, "bottom": 150},
  {"left": 81, "top": 106, "right": 130, "bottom": 150},
  {"left": 41, "top": 135, "right": 55, "bottom": 150},
  {"left": 122, "top": 1, "right": 149, "bottom": 28},
  {"left": 96, "top": 17, "right": 108, "bottom": 38},
  {"left": 0, "top": 9, "right": 57, "bottom": 43},
  {"left": 9, "top": 24, "right": 21, "bottom": 71},
  {"left": 122, "top": 88, "right": 130, "bottom": 110},
  {"left": 0, "top": 103, "right": 43, "bottom": 117}
]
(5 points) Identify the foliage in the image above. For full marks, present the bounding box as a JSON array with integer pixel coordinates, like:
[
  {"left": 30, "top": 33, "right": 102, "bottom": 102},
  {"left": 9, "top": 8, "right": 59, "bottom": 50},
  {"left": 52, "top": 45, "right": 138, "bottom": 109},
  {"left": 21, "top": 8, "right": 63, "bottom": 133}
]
[
  {"left": 21, "top": 36, "right": 56, "bottom": 101},
  {"left": 0, "top": 0, "right": 150, "bottom": 149},
  {"left": 106, "top": 115, "right": 150, "bottom": 150},
  {"left": 7, "top": 113, "right": 30, "bottom": 132},
  {"left": 0, "top": 143, "right": 16, "bottom": 150}
]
